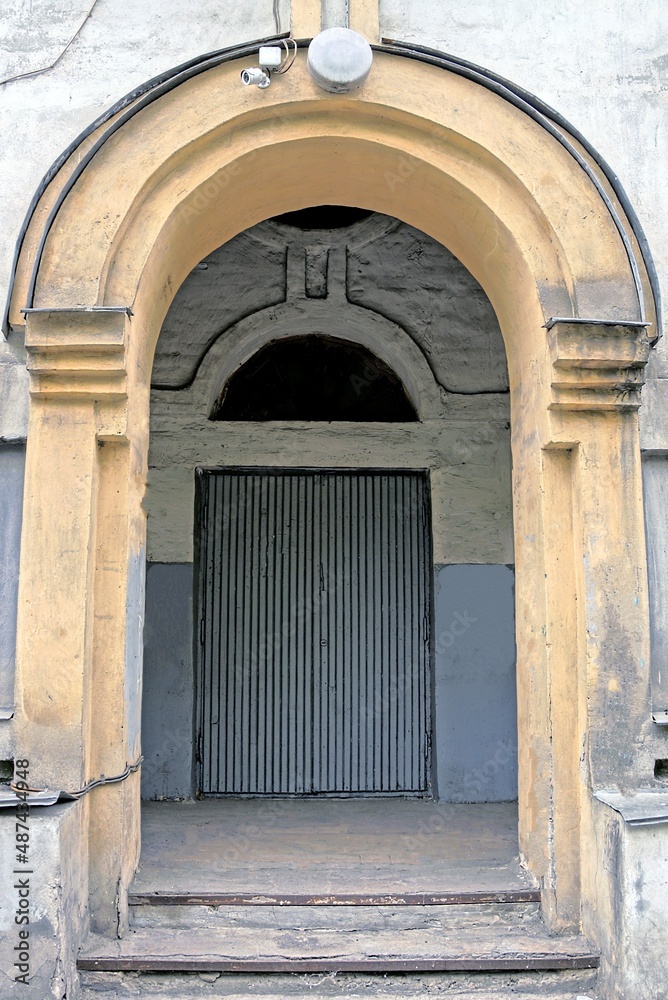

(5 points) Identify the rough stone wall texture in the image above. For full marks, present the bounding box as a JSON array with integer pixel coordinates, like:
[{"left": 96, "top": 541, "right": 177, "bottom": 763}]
[
  {"left": 347, "top": 225, "right": 508, "bottom": 394},
  {"left": 1, "top": 0, "right": 665, "bottom": 528},
  {"left": 0, "top": 3, "right": 667, "bottom": 993},
  {"left": 1, "top": 0, "right": 666, "bottom": 363}
]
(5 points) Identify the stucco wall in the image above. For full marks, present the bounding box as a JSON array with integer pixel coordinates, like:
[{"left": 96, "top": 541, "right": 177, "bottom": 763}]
[
  {"left": 146, "top": 215, "right": 512, "bottom": 563},
  {"left": 1, "top": 2, "right": 666, "bottom": 706},
  {"left": 0, "top": 800, "right": 87, "bottom": 999},
  {"left": 0, "top": 0, "right": 663, "bottom": 780},
  {"left": 1, "top": 0, "right": 666, "bottom": 350},
  {"left": 379, "top": 0, "right": 668, "bottom": 359},
  {"left": 1, "top": 0, "right": 666, "bottom": 344},
  {"left": 642, "top": 455, "right": 668, "bottom": 717},
  {"left": 0, "top": 3, "right": 666, "bottom": 994}
]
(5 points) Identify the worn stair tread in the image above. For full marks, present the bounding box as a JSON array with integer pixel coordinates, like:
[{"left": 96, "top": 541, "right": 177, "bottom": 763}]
[
  {"left": 80, "top": 974, "right": 601, "bottom": 1000},
  {"left": 135, "top": 801, "right": 535, "bottom": 898},
  {"left": 129, "top": 901, "right": 542, "bottom": 933},
  {"left": 78, "top": 925, "right": 599, "bottom": 972},
  {"left": 130, "top": 862, "right": 537, "bottom": 897},
  {"left": 80, "top": 968, "right": 601, "bottom": 998},
  {"left": 129, "top": 889, "right": 541, "bottom": 906}
]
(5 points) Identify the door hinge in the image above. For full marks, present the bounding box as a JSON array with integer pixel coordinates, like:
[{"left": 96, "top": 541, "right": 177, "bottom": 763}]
[{"left": 199, "top": 618, "right": 206, "bottom": 645}]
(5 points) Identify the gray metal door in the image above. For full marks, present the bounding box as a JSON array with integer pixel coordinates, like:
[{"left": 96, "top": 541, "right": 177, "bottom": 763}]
[{"left": 196, "top": 469, "right": 432, "bottom": 796}]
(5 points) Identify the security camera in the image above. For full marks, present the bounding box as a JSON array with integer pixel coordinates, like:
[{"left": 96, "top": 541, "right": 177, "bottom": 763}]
[
  {"left": 241, "top": 41, "right": 297, "bottom": 89},
  {"left": 241, "top": 67, "right": 271, "bottom": 89}
]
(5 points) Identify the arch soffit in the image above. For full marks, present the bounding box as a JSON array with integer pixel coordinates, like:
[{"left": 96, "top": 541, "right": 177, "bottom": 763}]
[{"left": 10, "top": 49, "right": 654, "bottom": 378}]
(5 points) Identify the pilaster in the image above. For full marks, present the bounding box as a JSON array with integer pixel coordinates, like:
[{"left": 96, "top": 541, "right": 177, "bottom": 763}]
[
  {"left": 540, "top": 318, "right": 652, "bottom": 932},
  {"left": 14, "top": 307, "right": 141, "bottom": 936}
]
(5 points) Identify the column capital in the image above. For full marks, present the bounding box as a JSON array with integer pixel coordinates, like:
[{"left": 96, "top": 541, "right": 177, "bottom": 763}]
[
  {"left": 24, "top": 307, "right": 130, "bottom": 401},
  {"left": 546, "top": 319, "right": 651, "bottom": 412}
]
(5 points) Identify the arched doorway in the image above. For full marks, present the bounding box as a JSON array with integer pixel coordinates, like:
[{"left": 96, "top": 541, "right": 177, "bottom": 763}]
[{"left": 7, "top": 28, "right": 656, "bottom": 990}]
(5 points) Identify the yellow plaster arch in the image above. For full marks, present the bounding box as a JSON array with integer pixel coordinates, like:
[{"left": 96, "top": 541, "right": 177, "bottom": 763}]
[
  {"left": 10, "top": 49, "right": 653, "bottom": 372},
  {"left": 10, "top": 40, "right": 656, "bottom": 960}
]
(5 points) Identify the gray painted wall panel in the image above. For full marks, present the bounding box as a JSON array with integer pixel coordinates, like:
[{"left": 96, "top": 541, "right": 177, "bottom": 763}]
[
  {"left": 141, "top": 563, "right": 194, "bottom": 800},
  {"left": 0, "top": 445, "right": 25, "bottom": 717},
  {"left": 433, "top": 564, "right": 517, "bottom": 802},
  {"left": 642, "top": 455, "right": 668, "bottom": 712},
  {"left": 142, "top": 560, "right": 519, "bottom": 803},
  {"left": 125, "top": 547, "right": 146, "bottom": 762}
]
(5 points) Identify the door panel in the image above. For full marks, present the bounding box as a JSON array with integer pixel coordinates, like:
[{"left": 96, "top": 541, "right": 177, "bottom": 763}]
[{"left": 196, "top": 470, "right": 432, "bottom": 795}]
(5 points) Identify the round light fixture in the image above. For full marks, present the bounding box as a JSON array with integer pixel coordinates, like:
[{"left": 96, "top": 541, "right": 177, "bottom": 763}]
[{"left": 307, "top": 27, "right": 373, "bottom": 94}]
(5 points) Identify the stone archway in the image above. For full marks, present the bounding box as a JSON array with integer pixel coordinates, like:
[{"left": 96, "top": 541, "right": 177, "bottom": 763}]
[{"left": 7, "top": 25, "right": 655, "bottom": 973}]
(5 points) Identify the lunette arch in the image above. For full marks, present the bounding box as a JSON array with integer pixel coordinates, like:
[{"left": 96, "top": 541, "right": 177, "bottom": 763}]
[{"left": 8, "top": 43, "right": 656, "bottom": 964}]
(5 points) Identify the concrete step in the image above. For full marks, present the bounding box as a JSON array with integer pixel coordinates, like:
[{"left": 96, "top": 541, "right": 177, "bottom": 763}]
[
  {"left": 129, "top": 895, "right": 542, "bottom": 932},
  {"left": 78, "top": 923, "right": 599, "bottom": 974},
  {"left": 79, "top": 969, "right": 602, "bottom": 999}
]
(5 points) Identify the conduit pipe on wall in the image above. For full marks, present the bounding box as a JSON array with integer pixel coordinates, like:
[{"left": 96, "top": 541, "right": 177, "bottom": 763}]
[
  {"left": 0, "top": 757, "right": 143, "bottom": 810},
  {"left": 382, "top": 38, "right": 661, "bottom": 342},
  {"left": 1, "top": 32, "right": 289, "bottom": 337},
  {"left": 2, "top": 36, "right": 661, "bottom": 344}
]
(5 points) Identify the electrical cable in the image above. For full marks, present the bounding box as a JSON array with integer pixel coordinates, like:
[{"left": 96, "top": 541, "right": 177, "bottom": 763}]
[
  {"left": 381, "top": 38, "right": 661, "bottom": 343},
  {"left": 3, "top": 36, "right": 661, "bottom": 344},
  {"left": 10, "top": 756, "right": 143, "bottom": 802},
  {"left": 274, "top": 38, "right": 298, "bottom": 74},
  {"left": 2, "top": 32, "right": 288, "bottom": 336},
  {"left": 0, "top": 0, "right": 100, "bottom": 87}
]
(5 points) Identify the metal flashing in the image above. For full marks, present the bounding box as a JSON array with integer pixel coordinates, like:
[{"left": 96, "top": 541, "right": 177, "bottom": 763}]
[
  {"left": 595, "top": 789, "right": 668, "bottom": 825},
  {"left": 544, "top": 318, "right": 651, "bottom": 331}
]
